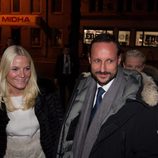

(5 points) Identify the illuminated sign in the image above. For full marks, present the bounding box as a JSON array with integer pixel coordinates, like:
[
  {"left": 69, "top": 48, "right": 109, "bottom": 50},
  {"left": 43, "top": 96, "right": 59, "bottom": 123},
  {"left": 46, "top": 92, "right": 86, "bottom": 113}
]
[{"left": 0, "top": 15, "right": 39, "bottom": 26}]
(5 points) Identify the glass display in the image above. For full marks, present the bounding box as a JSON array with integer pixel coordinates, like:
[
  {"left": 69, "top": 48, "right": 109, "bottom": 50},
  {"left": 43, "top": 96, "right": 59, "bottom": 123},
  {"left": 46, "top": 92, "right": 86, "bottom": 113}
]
[
  {"left": 83, "top": 29, "right": 113, "bottom": 44},
  {"left": 136, "top": 31, "right": 158, "bottom": 47},
  {"left": 118, "top": 31, "right": 130, "bottom": 46}
]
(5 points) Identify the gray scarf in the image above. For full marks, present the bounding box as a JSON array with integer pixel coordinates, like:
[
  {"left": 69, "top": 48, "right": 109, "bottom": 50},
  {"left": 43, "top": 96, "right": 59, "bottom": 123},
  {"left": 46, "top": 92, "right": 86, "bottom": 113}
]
[{"left": 73, "top": 66, "right": 141, "bottom": 158}]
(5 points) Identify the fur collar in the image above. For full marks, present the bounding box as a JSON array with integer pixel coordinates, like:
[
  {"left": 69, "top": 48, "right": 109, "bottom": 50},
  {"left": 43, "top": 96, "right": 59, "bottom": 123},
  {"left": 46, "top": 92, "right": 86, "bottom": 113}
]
[
  {"left": 141, "top": 72, "right": 158, "bottom": 107},
  {"left": 82, "top": 71, "right": 158, "bottom": 107}
]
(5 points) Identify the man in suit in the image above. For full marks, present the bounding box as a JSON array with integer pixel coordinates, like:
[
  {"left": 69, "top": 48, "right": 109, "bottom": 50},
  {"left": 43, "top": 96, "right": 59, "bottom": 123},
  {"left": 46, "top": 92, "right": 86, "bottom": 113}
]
[
  {"left": 54, "top": 45, "right": 79, "bottom": 111},
  {"left": 56, "top": 34, "right": 158, "bottom": 158}
]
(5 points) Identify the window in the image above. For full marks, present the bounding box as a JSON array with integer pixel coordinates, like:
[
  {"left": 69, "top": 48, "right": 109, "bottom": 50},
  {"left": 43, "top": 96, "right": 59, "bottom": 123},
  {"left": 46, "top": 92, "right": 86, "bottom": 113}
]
[
  {"left": 147, "top": 0, "right": 155, "bottom": 12},
  {"left": 11, "top": 28, "right": 21, "bottom": 45},
  {"left": 125, "top": 0, "right": 132, "bottom": 12},
  {"left": 89, "top": 0, "right": 103, "bottom": 12},
  {"left": 12, "top": 0, "right": 20, "bottom": 12},
  {"left": 118, "top": 31, "right": 130, "bottom": 46},
  {"left": 82, "top": 28, "right": 113, "bottom": 56},
  {"left": 134, "top": 0, "right": 145, "bottom": 11},
  {"left": 83, "top": 29, "right": 113, "bottom": 44},
  {"left": 31, "top": 28, "right": 41, "bottom": 47},
  {"left": 0, "top": 0, "right": 1, "bottom": 12},
  {"left": 51, "top": 0, "right": 62, "bottom": 13},
  {"left": 136, "top": 31, "right": 158, "bottom": 47},
  {"left": 31, "top": 0, "right": 41, "bottom": 13}
]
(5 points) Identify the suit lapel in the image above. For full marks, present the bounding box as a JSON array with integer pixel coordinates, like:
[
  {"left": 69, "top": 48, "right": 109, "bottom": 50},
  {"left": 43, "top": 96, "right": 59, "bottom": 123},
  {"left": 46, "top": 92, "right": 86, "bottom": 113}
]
[{"left": 93, "top": 100, "right": 144, "bottom": 146}]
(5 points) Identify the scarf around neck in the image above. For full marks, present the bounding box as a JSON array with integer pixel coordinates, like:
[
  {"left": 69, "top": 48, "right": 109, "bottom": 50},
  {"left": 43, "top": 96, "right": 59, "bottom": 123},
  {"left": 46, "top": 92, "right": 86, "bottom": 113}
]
[{"left": 73, "top": 66, "right": 142, "bottom": 158}]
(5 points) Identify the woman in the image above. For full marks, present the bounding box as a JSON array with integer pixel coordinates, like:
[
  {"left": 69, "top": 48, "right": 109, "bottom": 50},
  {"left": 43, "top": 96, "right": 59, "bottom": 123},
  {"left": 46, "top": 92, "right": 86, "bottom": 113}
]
[{"left": 0, "top": 45, "right": 63, "bottom": 158}]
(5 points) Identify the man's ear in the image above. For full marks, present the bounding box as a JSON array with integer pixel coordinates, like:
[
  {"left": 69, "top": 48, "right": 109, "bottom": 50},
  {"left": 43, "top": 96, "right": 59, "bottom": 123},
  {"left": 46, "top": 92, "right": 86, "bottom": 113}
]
[
  {"left": 88, "top": 53, "right": 91, "bottom": 64},
  {"left": 122, "top": 62, "right": 125, "bottom": 68},
  {"left": 118, "top": 54, "right": 122, "bottom": 65}
]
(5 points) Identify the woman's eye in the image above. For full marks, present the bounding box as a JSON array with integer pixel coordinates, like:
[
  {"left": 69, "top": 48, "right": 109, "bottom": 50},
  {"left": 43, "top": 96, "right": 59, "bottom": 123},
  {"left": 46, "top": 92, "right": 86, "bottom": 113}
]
[
  {"left": 25, "top": 67, "right": 31, "bottom": 70},
  {"left": 11, "top": 68, "right": 18, "bottom": 71}
]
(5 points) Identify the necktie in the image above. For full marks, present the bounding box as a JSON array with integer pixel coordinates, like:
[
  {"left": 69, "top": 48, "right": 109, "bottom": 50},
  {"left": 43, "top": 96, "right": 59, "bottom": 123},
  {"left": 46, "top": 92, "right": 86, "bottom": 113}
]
[{"left": 89, "top": 87, "right": 105, "bottom": 122}]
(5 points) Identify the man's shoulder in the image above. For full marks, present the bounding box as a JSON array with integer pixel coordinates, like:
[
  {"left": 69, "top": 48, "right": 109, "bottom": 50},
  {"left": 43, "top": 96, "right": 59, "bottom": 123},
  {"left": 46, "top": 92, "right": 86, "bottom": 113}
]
[
  {"left": 81, "top": 72, "right": 91, "bottom": 78},
  {"left": 74, "top": 72, "right": 92, "bottom": 91}
]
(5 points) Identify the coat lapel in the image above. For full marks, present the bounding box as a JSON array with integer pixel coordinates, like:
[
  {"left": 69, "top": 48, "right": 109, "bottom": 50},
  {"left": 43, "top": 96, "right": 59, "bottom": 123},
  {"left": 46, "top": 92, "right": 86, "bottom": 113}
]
[{"left": 92, "top": 100, "right": 145, "bottom": 148}]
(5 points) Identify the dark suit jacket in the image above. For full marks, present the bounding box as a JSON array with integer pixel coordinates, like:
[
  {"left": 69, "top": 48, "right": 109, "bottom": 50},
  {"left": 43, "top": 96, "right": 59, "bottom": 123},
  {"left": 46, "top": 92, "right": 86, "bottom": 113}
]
[
  {"left": 90, "top": 99, "right": 158, "bottom": 158},
  {"left": 55, "top": 53, "right": 79, "bottom": 79}
]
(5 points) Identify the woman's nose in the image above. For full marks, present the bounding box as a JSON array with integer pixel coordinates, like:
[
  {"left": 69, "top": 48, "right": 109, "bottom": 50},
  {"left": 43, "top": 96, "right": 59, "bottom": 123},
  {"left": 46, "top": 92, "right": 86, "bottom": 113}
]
[{"left": 19, "top": 70, "right": 25, "bottom": 77}]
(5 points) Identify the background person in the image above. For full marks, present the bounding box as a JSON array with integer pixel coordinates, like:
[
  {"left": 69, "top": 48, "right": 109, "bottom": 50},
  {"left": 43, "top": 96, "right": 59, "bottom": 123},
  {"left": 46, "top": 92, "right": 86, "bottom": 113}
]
[
  {"left": 123, "top": 49, "right": 146, "bottom": 72},
  {"left": 57, "top": 33, "right": 158, "bottom": 158},
  {"left": 123, "top": 48, "right": 158, "bottom": 106},
  {"left": 0, "top": 45, "right": 64, "bottom": 158},
  {"left": 54, "top": 45, "right": 79, "bottom": 112}
]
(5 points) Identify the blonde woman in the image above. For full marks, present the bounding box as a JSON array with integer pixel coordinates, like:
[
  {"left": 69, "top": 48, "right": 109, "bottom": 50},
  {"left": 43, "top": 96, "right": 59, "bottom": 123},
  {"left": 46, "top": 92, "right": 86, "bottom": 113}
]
[{"left": 0, "top": 45, "right": 63, "bottom": 158}]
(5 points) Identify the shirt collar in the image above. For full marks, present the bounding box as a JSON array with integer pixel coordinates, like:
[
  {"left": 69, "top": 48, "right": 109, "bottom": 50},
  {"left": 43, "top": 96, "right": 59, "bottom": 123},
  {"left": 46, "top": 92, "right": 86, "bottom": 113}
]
[{"left": 97, "top": 78, "right": 115, "bottom": 92}]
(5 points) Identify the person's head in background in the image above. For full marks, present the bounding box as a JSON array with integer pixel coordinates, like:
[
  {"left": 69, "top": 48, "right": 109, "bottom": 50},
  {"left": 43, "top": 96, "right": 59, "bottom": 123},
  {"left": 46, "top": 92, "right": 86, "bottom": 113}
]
[{"left": 123, "top": 49, "right": 146, "bottom": 72}]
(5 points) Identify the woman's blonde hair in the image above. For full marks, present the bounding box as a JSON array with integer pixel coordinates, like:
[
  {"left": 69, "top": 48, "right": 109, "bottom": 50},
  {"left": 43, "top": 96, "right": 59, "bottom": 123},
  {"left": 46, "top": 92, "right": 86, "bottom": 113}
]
[{"left": 0, "top": 45, "right": 40, "bottom": 111}]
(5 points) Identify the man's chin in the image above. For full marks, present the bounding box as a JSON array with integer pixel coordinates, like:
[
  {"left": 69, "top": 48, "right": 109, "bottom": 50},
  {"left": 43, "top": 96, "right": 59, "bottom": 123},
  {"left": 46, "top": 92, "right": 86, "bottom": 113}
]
[{"left": 97, "top": 76, "right": 115, "bottom": 86}]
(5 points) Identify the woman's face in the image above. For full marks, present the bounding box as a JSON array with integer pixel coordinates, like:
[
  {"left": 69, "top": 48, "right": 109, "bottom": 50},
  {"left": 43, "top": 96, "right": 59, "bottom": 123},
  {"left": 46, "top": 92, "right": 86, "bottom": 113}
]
[{"left": 7, "top": 55, "right": 31, "bottom": 96}]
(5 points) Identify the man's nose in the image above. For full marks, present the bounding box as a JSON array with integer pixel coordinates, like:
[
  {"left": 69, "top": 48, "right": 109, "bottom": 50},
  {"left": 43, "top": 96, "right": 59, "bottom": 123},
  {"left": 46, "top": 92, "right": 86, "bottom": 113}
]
[{"left": 100, "top": 62, "right": 106, "bottom": 72}]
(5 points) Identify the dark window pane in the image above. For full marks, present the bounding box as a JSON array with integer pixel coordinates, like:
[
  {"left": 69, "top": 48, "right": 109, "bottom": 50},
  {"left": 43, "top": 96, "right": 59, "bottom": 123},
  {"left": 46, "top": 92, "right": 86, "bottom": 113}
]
[
  {"left": 13, "top": 0, "right": 20, "bottom": 12},
  {"left": 147, "top": 0, "right": 155, "bottom": 12},
  {"left": 31, "top": 0, "right": 40, "bottom": 12},
  {"left": 51, "top": 0, "right": 62, "bottom": 12}
]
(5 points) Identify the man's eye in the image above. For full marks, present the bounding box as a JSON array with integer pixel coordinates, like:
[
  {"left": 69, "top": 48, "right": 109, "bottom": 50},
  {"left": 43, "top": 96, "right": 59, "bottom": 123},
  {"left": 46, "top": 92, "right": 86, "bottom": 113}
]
[
  {"left": 93, "top": 59, "right": 100, "bottom": 63},
  {"left": 107, "top": 59, "right": 113, "bottom": 63}
]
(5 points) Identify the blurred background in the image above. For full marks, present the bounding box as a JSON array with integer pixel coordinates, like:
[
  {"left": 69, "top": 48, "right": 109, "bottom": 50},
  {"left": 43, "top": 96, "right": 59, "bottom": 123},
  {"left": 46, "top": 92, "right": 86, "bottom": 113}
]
[{"left": 0, "top": 0, "right": 158, "bottom": 80}]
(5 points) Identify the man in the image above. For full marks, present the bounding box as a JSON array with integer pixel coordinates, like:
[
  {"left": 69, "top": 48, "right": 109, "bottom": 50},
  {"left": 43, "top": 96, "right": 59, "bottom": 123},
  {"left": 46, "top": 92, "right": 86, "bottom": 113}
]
[
  {"left": 57, "top": 34, "right": 158, "bottom": 158},
  {"left": 123, "top": 49, "right": 146, "bottom": 72},
  {"left": 54, "top": 45, "right": 79, "bottom": 111}
]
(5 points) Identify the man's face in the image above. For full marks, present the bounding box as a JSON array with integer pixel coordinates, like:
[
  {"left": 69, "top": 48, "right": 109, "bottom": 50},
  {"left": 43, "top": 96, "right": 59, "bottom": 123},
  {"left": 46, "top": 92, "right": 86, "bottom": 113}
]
[
  {"left": 123, "top": 56, "right": 144, "bottom": 72},
  {"left": 89, "top": 42, "right": 121, "bottom": 86}
]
